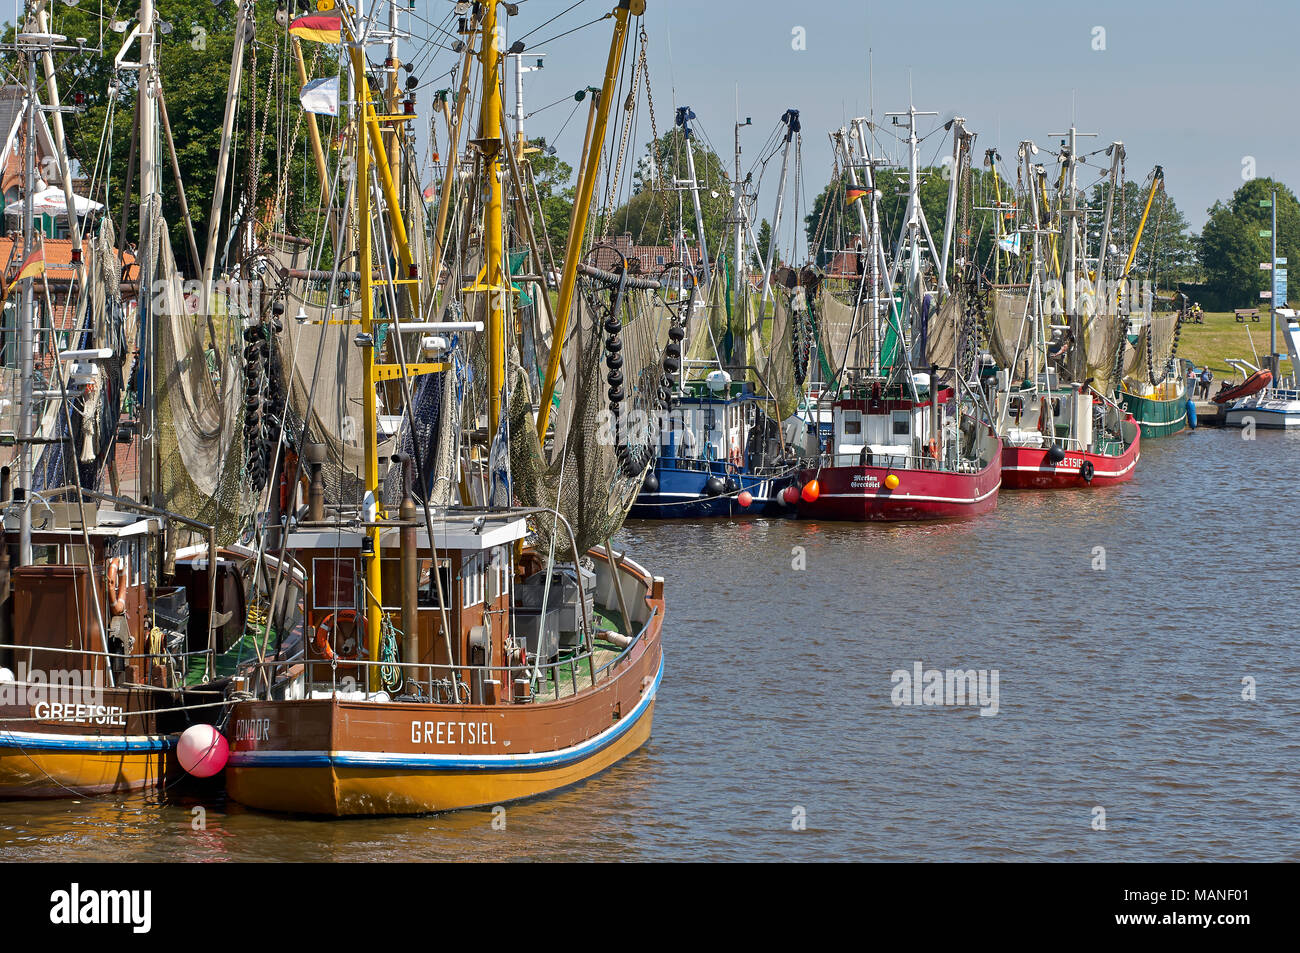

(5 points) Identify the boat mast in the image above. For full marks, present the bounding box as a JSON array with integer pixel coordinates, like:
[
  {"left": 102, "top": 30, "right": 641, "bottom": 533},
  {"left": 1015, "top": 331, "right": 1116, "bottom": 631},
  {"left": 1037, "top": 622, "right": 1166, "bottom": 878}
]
[
  {"left": 758, "top": 109, "right": 798, "bottom": 306},
  {"left": 137, "top": 0, "right": 157, "bottom": 507},
  {"left": 852, "top": 118, "right": 889, "bottom": 376},
  {"left": 15, "top": 30, "right": 39, "bottom": 566},
  {"left": 676, "top": 107, "right": 710, "bottom": 288},
  {"left": 731, "top": 111, "right": 751, "bottom": 368},
  {"left": 482, "top": 0, "right": 506, "bottom": 436},
  {"left": 1051, "top": 123, "right": 1096, "bottom": 383},
  {"left": 536, "top": 1, "right": 641, "bottom": 439}
]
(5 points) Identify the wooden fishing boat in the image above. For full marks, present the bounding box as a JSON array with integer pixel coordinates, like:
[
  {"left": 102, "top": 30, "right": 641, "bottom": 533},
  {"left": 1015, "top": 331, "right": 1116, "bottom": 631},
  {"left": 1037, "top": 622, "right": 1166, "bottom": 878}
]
[
  {"left": 0, "top": 491, "right": 231, "bottom": 798},
  {"left": 224, "top": 0, "right": 666, "bottom": 816},
  {"left": 226, "top": 511, "right": 663, "bottom": 816}
]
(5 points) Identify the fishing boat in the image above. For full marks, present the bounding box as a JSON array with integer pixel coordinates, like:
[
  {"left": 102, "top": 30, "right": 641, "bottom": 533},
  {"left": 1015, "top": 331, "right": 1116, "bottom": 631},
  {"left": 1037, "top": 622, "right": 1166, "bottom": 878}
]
[
  {"left": 796, "top": 110, "right": 1001, "bottom": 521},
  {"left": 0, "top": 15, "right": 240, "bottom": 797},
  {"left": 630, "top": 107, "right": 802, "bottom": 518},
  {"left": 226, "top": 0, "right": 668, "bottom": 815},
  {"left": 989, "top": 131, "right": 1141, "bottom": 488}
]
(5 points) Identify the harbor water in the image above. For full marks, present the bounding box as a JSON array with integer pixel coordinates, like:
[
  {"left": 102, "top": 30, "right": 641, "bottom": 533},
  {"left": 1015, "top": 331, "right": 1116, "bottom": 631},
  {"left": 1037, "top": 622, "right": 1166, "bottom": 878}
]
[{"left": 2, "top": 426, "right": 1296, "bottom": 861}]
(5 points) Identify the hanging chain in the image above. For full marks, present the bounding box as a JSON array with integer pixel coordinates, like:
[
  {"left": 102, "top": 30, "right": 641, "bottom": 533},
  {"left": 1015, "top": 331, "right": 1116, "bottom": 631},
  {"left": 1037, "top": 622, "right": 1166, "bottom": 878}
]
[{"left": 600, "top": 26, "right": 643, "bottom": 239}]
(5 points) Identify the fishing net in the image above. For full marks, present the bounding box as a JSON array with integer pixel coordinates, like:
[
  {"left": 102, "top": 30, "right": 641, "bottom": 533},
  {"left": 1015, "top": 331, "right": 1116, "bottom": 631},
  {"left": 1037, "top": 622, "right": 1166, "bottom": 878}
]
[
  {"left": 509, "top": 280, "right": 665, "bottom": 555},
  {"left": 925, "top": 295, "right": 961, "bottom": 374},
  {"left": 271, "top": 239, "right": 386, "bottom": 507},
  {"left": 1083, "top": 309, "right": 1125, "bottom": 395},
  {"left": 31, "top": 219, "right": 129, "bottom": 492},
  {"left": 817, "top": 286, "right": 858, "bottom": 378},
  {"left": 152, "top": 215, "right": 248, "bottom": 544},
  {"left": 764, "top": 288, "right": 800, "bottom": 420},
  {"left": 988, "top": 290, "right": 1031, "bottom": 377},
  {"left": 685, "top": 276, "right": 726, "bottom": 366}
]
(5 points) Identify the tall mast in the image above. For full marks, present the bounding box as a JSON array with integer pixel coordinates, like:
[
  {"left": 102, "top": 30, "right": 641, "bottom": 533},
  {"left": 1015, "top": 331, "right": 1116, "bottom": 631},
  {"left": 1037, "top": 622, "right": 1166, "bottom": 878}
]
[
  {"left": 138, "top": 0, "right": 157, "bottom": 506},
  {"left": 481, "top": 0, "right": 506, "bottom": 436},
  {"left": 15, "top": 30, "right": 38, "bottom": 565},
  {"left": 536, "top": 1, "right": 641, "bottom": 439},
  {"left": 1050, "top": 123, "right": 1096, "bottom": 383},
  {"left": 676, "top": 107, "right": 710, "bottom": 287},
  {"left": 853, "top": 119, "right": 888, "bottom": 375},
  {"left": 731, "top": 112, "right": 750, "bottom": 368},
  {"left": 759, "top": 109, "right": 798, "bottom": 305}
]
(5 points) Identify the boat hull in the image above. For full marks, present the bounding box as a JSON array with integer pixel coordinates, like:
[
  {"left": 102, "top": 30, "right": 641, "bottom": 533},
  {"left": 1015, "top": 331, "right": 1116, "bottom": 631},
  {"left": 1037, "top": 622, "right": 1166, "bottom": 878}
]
[
  {"left": 794, "top": 450, "right": 1001, "bottom": 522},
  {"left": 0, "top": 686, "right": 175, "bottom": 798},
  {"left": 1000, "top": 434, "right": 1140, "bottom": 489},
  {"left": 1224, "top": 401, "right": 1300, "bottom": 429},
  {"left": 226, "top": 628, "right": 663, "bottom": 817},
  {"left": 629, "top": 463, "right": 795, "bottom": 519},
  {"left": 1119, "top": 378, "right": 1192, "bottom": 439}
]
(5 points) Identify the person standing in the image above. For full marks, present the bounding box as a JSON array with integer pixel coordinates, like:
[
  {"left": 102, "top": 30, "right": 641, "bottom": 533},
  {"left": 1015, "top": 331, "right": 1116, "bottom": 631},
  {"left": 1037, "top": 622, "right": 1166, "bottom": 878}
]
[{"left": 1199, "top": 365, "right": 1214, "bottom": 399}]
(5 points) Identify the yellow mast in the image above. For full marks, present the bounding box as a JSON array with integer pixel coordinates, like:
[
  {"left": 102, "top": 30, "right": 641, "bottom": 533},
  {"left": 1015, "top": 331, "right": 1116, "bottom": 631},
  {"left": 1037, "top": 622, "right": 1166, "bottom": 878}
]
[
  {"left": 536, "top": 0, "right": 642, "bottom": 439},
  {"left": 482, "top": 0, "right": 506, "bottom": 435},
  {"left": 349, "top": 38, "right": 384, "bottom": 682},
  {"left": 1122, "top": 166, "right": 1164, "bottom": 280}
]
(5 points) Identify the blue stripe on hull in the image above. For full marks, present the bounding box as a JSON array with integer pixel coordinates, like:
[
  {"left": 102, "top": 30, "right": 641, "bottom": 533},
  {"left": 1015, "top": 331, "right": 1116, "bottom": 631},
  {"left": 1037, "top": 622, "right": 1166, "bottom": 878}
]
[
  {"left": 630, "top": 464, "right": 795, "bottom": 519},
  {"left": 228, "top": 658, "right": 664, "bottom": 772}
]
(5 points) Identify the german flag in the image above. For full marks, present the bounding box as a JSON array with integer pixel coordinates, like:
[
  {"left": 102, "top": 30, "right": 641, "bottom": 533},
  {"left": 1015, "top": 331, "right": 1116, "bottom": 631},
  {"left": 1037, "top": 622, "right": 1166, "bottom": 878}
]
[
  {"left": 289, "top": 14, "right": 342, "bottom": 45},
  {"left": 846, "top": 186, "right": 871, "bottom": 205},
  {"left": 3, "top": 247, "right": 44, "bottom": 299}
]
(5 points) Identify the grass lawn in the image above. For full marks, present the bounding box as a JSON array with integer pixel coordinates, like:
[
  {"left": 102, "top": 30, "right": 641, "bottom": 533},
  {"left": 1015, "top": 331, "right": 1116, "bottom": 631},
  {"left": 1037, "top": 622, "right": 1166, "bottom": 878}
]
[{"left": 1177, "top": 311, "right": 1294, "bottom": 387}]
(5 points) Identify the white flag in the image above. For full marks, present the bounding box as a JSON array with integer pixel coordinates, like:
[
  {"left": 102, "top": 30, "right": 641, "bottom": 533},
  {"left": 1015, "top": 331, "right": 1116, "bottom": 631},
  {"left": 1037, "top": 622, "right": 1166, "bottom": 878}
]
[
  {"left": 299, "top": 77, "right": 339, "bottom": 117},
  {"left": 997, "top": 232, "right": 1021, "bottom": 256}
]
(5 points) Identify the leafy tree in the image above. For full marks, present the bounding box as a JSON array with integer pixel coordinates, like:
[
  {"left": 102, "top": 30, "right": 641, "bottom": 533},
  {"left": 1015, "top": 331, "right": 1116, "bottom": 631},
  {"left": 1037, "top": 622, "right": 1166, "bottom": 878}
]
[
  {"left": 605, "top": 128, "right": 731, "bottom": 258},
  {"left": 524, "top": 136, "right": 573, "bottom": 260},
  {"left": 1197, "top": 177, "right": 1299, "bottom": 308},
  {"left": 37, "top": 2, "right": 337, "bottom": 274},
  {"left": 755, "top": 218, "right": 772, "bottom": 270}
]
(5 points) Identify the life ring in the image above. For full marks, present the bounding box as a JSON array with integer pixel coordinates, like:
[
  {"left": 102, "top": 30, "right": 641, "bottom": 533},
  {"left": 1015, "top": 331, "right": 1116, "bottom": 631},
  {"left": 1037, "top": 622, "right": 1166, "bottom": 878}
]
[
  {"left": 105, "top": 557, "right": 128, "bottom": 617},
  {"left": 1080, "top": 460, "right": 1095, "bottom": 484},
  {"left": 315, "top": 609, "right": 367, "bottom": 662},
  {"left": 728, "top": 445, "right": 743, "bottom": 469},
  {"left": 927, "top": 438, "right": 938, "bottom": 459}
]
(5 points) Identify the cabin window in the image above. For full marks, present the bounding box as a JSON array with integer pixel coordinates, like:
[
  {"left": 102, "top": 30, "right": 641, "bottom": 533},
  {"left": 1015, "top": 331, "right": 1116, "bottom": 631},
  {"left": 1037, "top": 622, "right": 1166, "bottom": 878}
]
[
  {"left": 488, "top": 546, "right": 508, "bottom": 602},
  {"left": 419, "top": 559, "right": 453, "bottom": 607},
  {"left": 461, "top": 552, "right": 485, "bottom": 608},
  {"left": 892, "top": 412, "right": 910, "bottom": 437},
  {"left": 844, "top": 418, "right": 862, "bottom": 436},
  {"left": 30, "top": 544, "right": 58, "bottom": 565},
  {"left": 313, "top": 558, "right": 357, "bottom": 610}
]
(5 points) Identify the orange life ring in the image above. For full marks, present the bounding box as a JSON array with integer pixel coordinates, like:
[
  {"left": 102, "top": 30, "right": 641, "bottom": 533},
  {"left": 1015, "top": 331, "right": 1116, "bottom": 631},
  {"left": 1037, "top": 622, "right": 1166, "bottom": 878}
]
[
  {"left": 105, "top": 557, "right": 128, "bottom": 617},
  {"left": 728, "top": 445, "right": 743, "bottom": 468},
  {"left": 315, "top": 609, "right": 367, "bottom": 662},
  {"left": 927, "top": 438, "right": 938, "bottom": 459}
]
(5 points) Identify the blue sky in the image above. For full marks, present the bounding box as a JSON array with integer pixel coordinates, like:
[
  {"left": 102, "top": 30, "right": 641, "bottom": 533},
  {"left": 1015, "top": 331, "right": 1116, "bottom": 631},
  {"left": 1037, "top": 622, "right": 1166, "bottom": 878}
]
[{"left": 446, "top": 0, "right": 1295, "bottom": 251}]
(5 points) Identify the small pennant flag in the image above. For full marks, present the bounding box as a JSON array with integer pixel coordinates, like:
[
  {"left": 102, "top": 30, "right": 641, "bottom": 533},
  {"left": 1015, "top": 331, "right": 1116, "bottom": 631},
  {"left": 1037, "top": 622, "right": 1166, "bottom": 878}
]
[
  {"left": 289, "top": 14, "right": 342, "bottom": 45},
  {"left": 845, "top": 186, "right": 870, "bottom": 205},
  {"left": 299, "top": 76, "right": 340, "bottom": 116},
  {"left": 422, "top": 184, "right": 435, "bottom": 201}
]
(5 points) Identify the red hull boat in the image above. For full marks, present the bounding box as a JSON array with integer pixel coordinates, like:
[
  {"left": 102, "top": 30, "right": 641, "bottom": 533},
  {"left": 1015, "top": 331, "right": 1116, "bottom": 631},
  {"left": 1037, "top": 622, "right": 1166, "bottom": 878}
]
[
  {"left": 1213, "top": 369, "right": 1272, "bottom": 405},
  {"left": 797, "top": 445, "right": 1002, "bottom": 520},
  {"left": 1001, "top": 422, "right": 1140, "bottom": 489}
]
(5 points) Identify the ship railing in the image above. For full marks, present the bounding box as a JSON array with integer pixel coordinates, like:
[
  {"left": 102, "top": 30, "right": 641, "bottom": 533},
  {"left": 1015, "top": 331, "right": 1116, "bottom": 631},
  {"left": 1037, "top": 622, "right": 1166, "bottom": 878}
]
[
  {"left": 0, "top": 639, "right": 227, "bottom": 693},
  {"left": 818, "top": 451, "right": 981, "bottom": 473},
  {"left": 248, "top": 605, "right": 658, "bottom": 706}
]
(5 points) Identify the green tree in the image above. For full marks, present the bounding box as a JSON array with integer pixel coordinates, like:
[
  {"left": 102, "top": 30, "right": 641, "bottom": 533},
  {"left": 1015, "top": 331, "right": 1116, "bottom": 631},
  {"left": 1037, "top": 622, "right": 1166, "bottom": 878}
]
[
  {"left": 524, "top": 136, "right": 573, "bottom": 260},
  {"left": 1197, "top": 177, "right": 1299, "bottom": 308},
  {"left": 755, "top": 218, "right": 772, "bottom": 270},
  {"left": 606, "top": 128, "right": 730, "bottom": 258},
  {"left": 39, "top": 2, "right": 336, "bottom": 274}
]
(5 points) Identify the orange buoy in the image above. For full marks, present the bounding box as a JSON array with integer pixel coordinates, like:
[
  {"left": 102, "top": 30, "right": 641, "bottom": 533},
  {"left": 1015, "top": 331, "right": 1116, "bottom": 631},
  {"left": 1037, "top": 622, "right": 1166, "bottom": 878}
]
[
  {"left": 801, "top": 480, "right": 820, "bottom": 503},
  {"left": 884, "top": 473, "right": 900, "bottom": 490}
]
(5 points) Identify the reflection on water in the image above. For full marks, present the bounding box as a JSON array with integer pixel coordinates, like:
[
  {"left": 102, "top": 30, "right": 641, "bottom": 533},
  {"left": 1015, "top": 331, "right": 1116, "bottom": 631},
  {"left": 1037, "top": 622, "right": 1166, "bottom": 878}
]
[{"left": 2, "top": 427, "right": 1297, "bottom": 861}]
